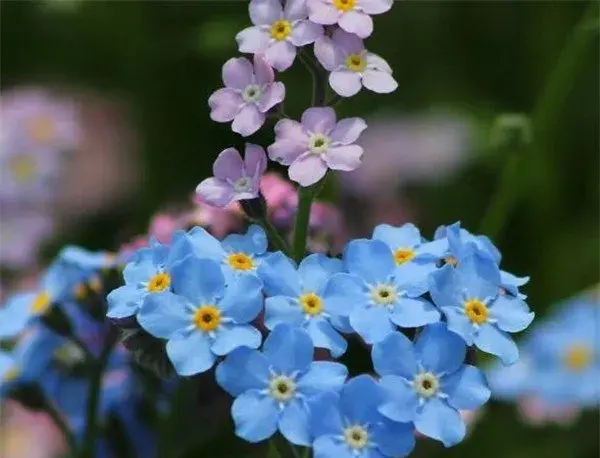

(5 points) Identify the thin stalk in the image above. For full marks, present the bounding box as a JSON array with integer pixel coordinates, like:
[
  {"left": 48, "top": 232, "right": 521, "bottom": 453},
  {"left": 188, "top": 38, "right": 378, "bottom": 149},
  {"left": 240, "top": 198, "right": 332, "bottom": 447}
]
[
  {"left": 292, "top": 185, "right": 315, "bottom": 262},
  {"left": 257, "top": 216, "right": 291, "bottom": 255}
]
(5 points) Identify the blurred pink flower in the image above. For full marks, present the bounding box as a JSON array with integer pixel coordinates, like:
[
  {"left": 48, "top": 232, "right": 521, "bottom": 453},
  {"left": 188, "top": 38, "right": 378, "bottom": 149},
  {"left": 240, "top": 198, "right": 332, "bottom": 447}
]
[
  {"left": 517, "top": 397, "right": 580, "bottom": 427},
  {"left": 0, "top": 211, "right": 55, "bottom": 269}
]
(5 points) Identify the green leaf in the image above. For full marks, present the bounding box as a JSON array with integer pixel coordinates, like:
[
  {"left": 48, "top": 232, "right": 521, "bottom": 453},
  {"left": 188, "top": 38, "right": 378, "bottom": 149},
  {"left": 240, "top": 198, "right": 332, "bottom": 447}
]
[{"left": 267, "top": 440, "right": 282, "bottom": 458}]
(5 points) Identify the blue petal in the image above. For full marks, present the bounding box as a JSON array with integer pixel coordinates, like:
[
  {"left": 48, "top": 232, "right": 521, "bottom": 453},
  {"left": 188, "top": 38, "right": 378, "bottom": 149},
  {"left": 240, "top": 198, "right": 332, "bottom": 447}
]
[
  {"left": 264, "top": 296, "right": 304, "bottom": 329},
  {"left": 330, "top": 315, "right": 353, "bottom": 334},
  {"left": 474, "top": 323, "right": 519, "bottom": 365},
  {"left": 416, "top": 238, "right": 447, "bottom": 259},
  {"left": 0, "top": 293, "right": 35, "bottom": 339},
  {"left": 222, "top": 224, "right": 267, "bottom": 255},
  {"left": 211, "top": 324, "right": 262, "bottom": 356},
  {"left": 137, "top": 292, "right": 190, "bottom": 339},
  {"left": 216, "top": 347, "right": 270, "bottom": 396},
  {"left": 171, "top": 257, "right": 225, "bottom": 304},
  {"left": 231, "top": 391, "right": 278, "bottom": 443},
  {"left": 350, "top": 305, "right": 394, "bottom": 344},
  {"left": 443, "top": 364, "right": 490, "bottom": 410},
  {"left": 371, "top": 331, "right": 417, "bottom": 378},
  {"left": 429, "top": 265, "right": 462, "bottom": 309},
  {"left": 297, "top": 361, "right": 348, "bottom": 397},
  {"left": 106, "top": 285, "right": 145, "bottom": 319},
  {"left": 306, "top": 319, "right": 347, "bottom": 357},
  {"left": 378, "top": 375, "right": 418, "bottom": 422},
  {"left": 313, "top": 435, "right": 353, "bottom": 458},
  {"left": 122, "top": 255, "right": 157, "bottom": 285},
  {"left": 0, "top": 351, "right": 15, "bottom": 376},
  {"left": 218, "top": 275, "right": 263, "bottom": 323},
  {"left": 442, "top": 307, "right": 475, "bottom": 345},
  {"left": 489, "top": 296, "right": 534, "bottom": 333},
  {"left": 307, "top": 391, "right": 343, "bottom": 437},
  {"left": 340, "top": 375, "right": 382, "bottom": 425},
  {"left": 298, "top": 253, "right": 343, "bottom": 293},
  {"left": 414, "top": 397, "right": 465, "bottom": 447},
  {"left": 181, "top": 226, "right": 226, "bottom": 262},
  {"left": 258, "top": 252, "right": 301, "bottom": 297},
  {"left": 322, "top": 273, "right": 364, "bottom": 318},
  {"left": 262, "top": 324, "right": 313, "bottom": 374},
  {"left": 166, "top": 331, "right": 215, "bottom": 376},
  {"left": 414, "top": 323, "right": 466, "bottom": 374},
  {"left": 485, "top": 358, "right": 531, "bottom": 400},
  {"left": 373, "top": 417, "right": 416, "bottom": 458},
  {"left": 395, "top": 262, "right": 437, "bottom": 296},
  {"left": 279, "top": 398, "right": 311, "bottom": 446},
  {"left": 456, "top": 255, "right": 500, "bottom": 300},
  {"left": 372, "top": 223, "right": 421, "bottom": 250},
  {"left": 344, "top": 239, "right": 395, "bottom": 284},
  {"left": 390, "top": 298, "right": 441, "bottom": 328}
]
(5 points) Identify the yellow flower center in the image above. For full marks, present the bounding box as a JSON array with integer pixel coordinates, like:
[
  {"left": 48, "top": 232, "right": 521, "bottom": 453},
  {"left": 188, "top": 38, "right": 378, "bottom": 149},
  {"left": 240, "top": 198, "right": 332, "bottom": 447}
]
[
  {"left": 193, "top": 305, "right": 221, "bottom": 332},
  {"left": 268, "top": 375, "right": 296, "bottom": 402},
  {"left": 370, "top": 284, "right": 398, "bottom": 305},
  {"left": 299, "top": 292, "right": 324, "bottom": 316},
  {"left": 28, "top": 116, "right": 55, "bottom": 144},
  {"left": 394, "top": 248, "right": 415, "bottom": 266},
  {"left": 2, "top": 367, "right": 20, "bottom": 383},
  {"left": 227, "top": 253, "right": 255, "bottom": 271},
  {"left": 270, "top": 20, "right": 292, "bottom": 41},
  {"left": 343, "top": 425, "right": 369, "bottom": 450},
  {"left": 334, "top": 0, "right": 356, "bottom": 12},
  {"left": 89, "top": 276, "right": 102, "bottom": 293},
  {"left": 9, "top": 156, "right": 37, "bottom": 183},
  {"left": 30, "top": 291, "right": 51, "bottom": 315},
  {"left": 445, "top": 255, "right": 458, "bottom": 267},
  {"left": 464, "top": 299, "right": 488, "bottom": 324},
  {"left": 345, "top": 53, "right": 366, "bottom": 72},
  {"left": 563, "top": 345, "right": 592, "bottom": 372},
  {"left": 413, "top": 372, "right": 440, "bottom": 398},
  {"left": 147, "top": 272, "right": 171, "bottom": 293}
]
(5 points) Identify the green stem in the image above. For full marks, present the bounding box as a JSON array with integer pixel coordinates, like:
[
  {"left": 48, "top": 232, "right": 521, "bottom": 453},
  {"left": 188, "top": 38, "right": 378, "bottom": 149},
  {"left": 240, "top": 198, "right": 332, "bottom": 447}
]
[
  {"left": 45, "top": 397, "right": 77, "bottom": 453},
  {"left": 292, "top": 185, "right": 315, "bottom": 262},
  {"left": 257, "top": 217, "right": 292, "bottom": 255}
]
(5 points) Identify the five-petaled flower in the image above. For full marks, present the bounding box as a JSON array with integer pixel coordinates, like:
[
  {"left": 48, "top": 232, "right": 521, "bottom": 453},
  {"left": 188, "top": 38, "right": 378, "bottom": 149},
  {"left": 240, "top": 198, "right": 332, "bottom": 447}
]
[{"left": 308, "top": 0, "right": 393, "bottom": 38}]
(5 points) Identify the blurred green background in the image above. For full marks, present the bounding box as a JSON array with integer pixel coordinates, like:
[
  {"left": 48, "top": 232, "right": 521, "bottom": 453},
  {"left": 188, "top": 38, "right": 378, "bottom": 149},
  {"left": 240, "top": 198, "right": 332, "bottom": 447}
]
[{"left": 1, "top": 1, "right": 598, "bottom": 457}]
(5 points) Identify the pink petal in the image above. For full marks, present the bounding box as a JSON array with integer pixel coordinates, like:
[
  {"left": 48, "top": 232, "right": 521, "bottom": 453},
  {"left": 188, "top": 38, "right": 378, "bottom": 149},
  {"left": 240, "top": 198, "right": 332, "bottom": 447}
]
[
  {"left": 213, "top": 148, "right": 244, "bottom": 181},
  {"left": 236, "top": 27, "right": 270, "bottom": 54},
  {"left": 267, "top": 140, "right": 307, "bottom": 165},
  {"left": 285, "top": 0, "right": 309, "bottom": 21},
  {"left": 301, "top": 107, "right": 336, "bottom": 134},
  {"left": 359, "top": 0, "right": 393, "bottom": 15},
  {"left": 222, "top": 57, "right": 254, "bottom": 90},
  {"left": 274, "top": 118, "right": 308, "bottom": 142},
  {"left": 257, "top": 82, "right": 286, "bottom": 112},
  {"left": 329, "top": 70, "right": 362, "bottom": 97},
  {"left": 330, "top": 117, "right": 367, "bottom": 144},
  {"left": 289, "top": 20, "right": 323, "bottom": 47},
  {"left": 288, "top": 153, "right": 328, "bottom": 186},
  {"left": 307, "top": 0, "right": 341, "bottom": 24},
  {"left": 324, "top": 145, "right": 363, "bottom": 171},
  {"left": 249, "top": 0, "right": 283, "bottom": 26},
  {"left": 366, "top": 52, "right": 393, "bottom": 73},
  {"left": 196, "top": 178, "right": 235, "bottom": 208},
  {"left": 331, "top": 28, "right": 364, "bottom": 54},
  {"left": 232, "top": 104, "right": 266, "bottom": 137},
  {"left": 253, "top": 54, "right": 275, "bottom": 85},
  {"left": 244, "top": 143, "right": 267, "bottom": 176},
  {"left": 362, "top": 69, "right": 398, "bottom": 93},
  {"left": 208, "top": 88, "right": 243, "bottom": 122},
  {"left": 265, "top": 41, "right": 297, "bottom": 72},
  {"left": 314, "top": 36, "right": 345, "bottom": 71},
  {"left": 339, "top": 10, "right": 373, "bottom": 38}
]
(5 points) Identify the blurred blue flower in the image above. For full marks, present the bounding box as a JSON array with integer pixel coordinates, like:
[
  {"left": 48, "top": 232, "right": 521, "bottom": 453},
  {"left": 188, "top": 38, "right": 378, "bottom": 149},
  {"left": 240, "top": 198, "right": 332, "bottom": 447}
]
[
  {"left": 137, "top": 256, "right": 263, "bottom": 375},
  {"left": 258, "top": 252, "right": 349, "bottom": 356},
  {"left": 372, "top": 324, "right": 490, "bottom": 446},
  {"left": 216, "top": 324, "right": 348, "bottom": 445},
  {"left": 308, "top": 375, "right": 415, "bottom": 458},
  {"left": 326, "top": 239, "right": 440, "bottom": 344},
  {"left": 429, "top": 255, "right": 534, "bottom": 365}
]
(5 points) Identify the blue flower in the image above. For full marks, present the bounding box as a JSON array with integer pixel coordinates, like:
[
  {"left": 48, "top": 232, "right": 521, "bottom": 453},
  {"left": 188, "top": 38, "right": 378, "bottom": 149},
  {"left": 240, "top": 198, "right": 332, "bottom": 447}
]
[
  {"left": 326, "top": 239, "right": 441, "bottom": 344},
  {"left": 308, "top": 375, "right": 415, "bottom": 458},
  {"left": 106, "top": 239, "right": 176, "bottom": 319},
  {"left": 59, "top": 245, "right": 116, "bottom": 271},
  {"left": 429, "top": 254, "right": 534, "bottom": 365},
  {"left": 435, "top": 222, "right": 501, "bottom": 265},
  {"left": 372, "top": 324, "right": 490, "bottom": 446},
  {"left": 172, "top": 224, "right": 268, "bottom": 283},
  {"left": 137, "top": 256, "right": 263, "bottom": 375},
  {"left": 216, "top": 324, "right": 348, "bottom": 445},
  {"left": 0, "top": 350, "right": 18, "bottom": 396},
  {"left": 258, "top": 252, "right": 349, "bottom": 357}
]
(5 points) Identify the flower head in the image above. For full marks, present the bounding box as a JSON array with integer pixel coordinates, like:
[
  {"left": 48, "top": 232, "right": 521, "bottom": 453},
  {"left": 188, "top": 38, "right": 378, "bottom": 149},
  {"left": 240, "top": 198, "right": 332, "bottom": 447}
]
[
  {"left": 308, "top": 0, "right": 393, "bottom": 38},
  {"left": 315, "top": 29, "right": 397, "bottom": 97},
  {"left": 236, "top": 0, "right": 323, "bottom": 71},
  {"left": 216, "top": 324, "right": 348, "bottom": 445},
  {"left": 209, "top": 55, "right": 285, "bottom": 136},
  {"left": 372, "top": 324, "right": 491, "bottom": 446},
  {"left": 196, "top": 144, "right": 267, "bottom": 208},
  {"left": 268, "top": 107, "right": 367, "bottom": 186}
]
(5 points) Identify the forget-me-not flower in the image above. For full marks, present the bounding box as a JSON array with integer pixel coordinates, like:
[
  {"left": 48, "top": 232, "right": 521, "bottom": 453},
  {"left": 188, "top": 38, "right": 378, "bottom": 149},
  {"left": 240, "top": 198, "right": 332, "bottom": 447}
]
[{"left": 308, "top": 0, "right": 393, "bottom": 38}]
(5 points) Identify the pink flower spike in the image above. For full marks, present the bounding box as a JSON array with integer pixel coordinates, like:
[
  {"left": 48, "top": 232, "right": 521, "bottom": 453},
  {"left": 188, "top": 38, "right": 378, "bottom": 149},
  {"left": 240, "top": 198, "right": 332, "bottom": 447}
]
[
  {"left": 314, "top": 29, "right": 397, "bottom": 97},
  {"left": 308, "top": 0, "right": 393, "bottom": 38},
  {"left": 267, "top": 106, "right": 367, "bottom": 187},
  {"left": 209, "top": 55, "right": 285, "bottom": 137},
  {"left": 196, "top": 144, "right": 267, "bottom": 207},
  {"left": 236, "top": 0, "right": 324, "bottom": 71}
]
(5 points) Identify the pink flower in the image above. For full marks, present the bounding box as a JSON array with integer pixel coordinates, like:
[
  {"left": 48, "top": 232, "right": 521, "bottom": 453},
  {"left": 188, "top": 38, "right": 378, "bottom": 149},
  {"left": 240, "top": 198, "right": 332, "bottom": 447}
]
[
  {"left": 314, "top": 29, "right": 397, "bottom": 97},
  {"left": 209, "top": 55, "right": 285, "bottom": 137},
  {"left": 148, "top": 213, "right": 181, "bottom": 244},
  {"left": 308, "top": 0, "right": 393, "bottom": 38},
  {"left": 236, "top": 0, "right": 323, "bottom": 71},
  {"left": 268, "top": 107, "right": 367, "bottom": 186},
  {"left": 187, "top": 200, "right": 244, "bottom": 239},
  {"left": 196, "top": 144, "right": 267, "bottom": 207}
]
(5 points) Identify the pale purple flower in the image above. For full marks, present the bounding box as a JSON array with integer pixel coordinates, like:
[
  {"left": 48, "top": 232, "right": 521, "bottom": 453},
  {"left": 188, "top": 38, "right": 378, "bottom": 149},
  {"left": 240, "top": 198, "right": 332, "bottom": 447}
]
[
  {"left": 267, "top": 107, "right": 367, "bottom": 186},
  {"left": 196, "top": 144, "right": 267, "bottom": 207},
  {"left": 0, "top": 211, "right": 54, "bottom": 269},
  {"left": 236, "top": 0, "right": 324, "bottom": 71},
  {"left": 314, "top": 29, "right": 397, "bottom": 97},
  {"left": 307, "top": 0, "right": 393, "bottom": 38},
  {"left": 209, "top": 55, "right": 285, "bottom": 137}
]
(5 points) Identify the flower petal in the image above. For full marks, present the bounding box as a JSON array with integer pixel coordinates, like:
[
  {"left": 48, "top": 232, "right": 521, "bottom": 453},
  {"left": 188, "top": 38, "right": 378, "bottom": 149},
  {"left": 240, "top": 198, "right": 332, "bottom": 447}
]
[
  {"left": 331, "top": 28, "right": 364, "bottom": 54},
  {"left": 298, "top": 253, "right": 343, "bottom": 292},
  {"left": 236, "top": 26, "right": 270, "bottom": 54},
  {"left": 106, "top": 286, "right": 145, "bottom": 319},
  {"left": 137, "top": 292, "right": 190, "bottom": 339},
  {"left": 243, "top": 143, "right": 268, "bottom": 176},
  {"left": 324, "top": 145, "right": 363, "bottom": 171},
  {"left": 216, "top": 347, "right": 270, "bottom": 396},
  {"left": 339, "top": 10, "right": 373, "bottom": 38},
  {"left": 414, "top": 397, "right": 465, "bottom": 447},
  {"left": 195, "top": 178, "right": 234, "bottom": 207},
  {"left": 362, "top": 69, "right": 398, "bottom": 93},
  {"left": 301, "top": 107, "right": 337, "bottom": 134},
  {"left": 231, "top": 391, "right": 278, "bottom": 442},
  {"left": 314, "top": 36, "right": 344, "bottom": 71},
  {"left": 232, "top": 104, "right": 265, "bottom": 137},
  {"left": 329, "top": 70, "right": 362, "bottom": 97},
  {"left": 171, "top": 257, "right": 225, "bottom": 304},
  {"left": 289, "top": 153, "right": 327, "bottom": 186},
  {"left": 290, "top": 20, "right": 323, "bottom": 47},
  {"left": 414, "top": 323, "right": 466, "bottom": 374},
  {"left": 374, "top": 418, "right": 415, "bottom": 458},
  {"left": 257, "top": 81, "right": 286, "bottom": 112},
  {"left": 359, "top": 0, "right": 393, "bottom": 14},
  {"left": 350, "top": 305, "right": 394, "bottom": 344},
  {"left": 208, "top": 88, "right": 243, "bottom": 122},
  {"left": 340, "top": 374, "right": 382, "bottom": 425},
  {"left": 219, "top": 275, "right": 264, "bottom": 323},
  {"left": 306, "top": 319, "right": 348, "bottom": 357},
  {"left": 249, "top": 0, "right": 282, "bottom": 25},
  {"left": 298, "top": 360, "right": 348, "bottom": 396},
  {"left": 307, "top": 0, "right": 341, "bottom": 25},
  {"left": 253, "top": 53, "right": 274, "bottom": 85},
  {"left": 213, "top": 147, "right": 244, "bottom": 181},
  {"left": 279, "top": 398, "right": 311, "bottom": 446},
  {"left": 258, "top": 251, "right": 301, "bottom": 297},
  {"left": 344, "top": 238, "right": 395, "bottom": 284},
  {"left": 443, "top": 364, "right": 490, "bottom": 410},
  {"left": 285, "top": 0, "right": 309, "bottom": 20},
  {"left": 330, "top": 117, "right": 367, "bottom": 145},
  {"left": 222, "top": 57, "right": 254, "bottom": 90},
  {"left": 474, "top": 323, "right": 519, "bottom": 365},
  {"left": 307, "top": 391, "right": 344, "bottom": 437},
  {"left": 390, "top": 298, "right": 441, "bottom": 328},
  {"left": 262, "top": 324, "right": 313, "bottom": 374},
  {"left": 264, "top": 296, "right": 304, "bottom": 329},
  {"left": 378, "top": 375, "right": 419, "bottom": 422},
  {"left": 321, "top": 273, "right": 364, "bottom": 317},
  {"left": 372, "top": 331, "right": 417, "bottom": 378},
  {"left": 265, "top": 40, "right": 297, "bottom": 71},
  {"left": 166, "top": 331, "right": 215, "bottom": 376},
  {"left": 211, "top": 324, "right": 262, "bottom": 356},
  {"left": 489, "top": 296, "right": 534, "bottom": 333}
]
